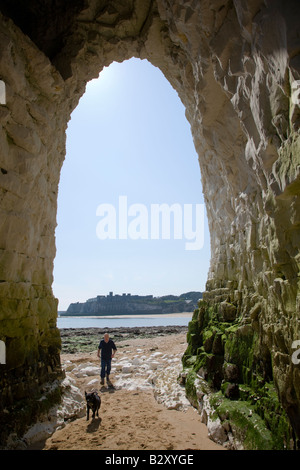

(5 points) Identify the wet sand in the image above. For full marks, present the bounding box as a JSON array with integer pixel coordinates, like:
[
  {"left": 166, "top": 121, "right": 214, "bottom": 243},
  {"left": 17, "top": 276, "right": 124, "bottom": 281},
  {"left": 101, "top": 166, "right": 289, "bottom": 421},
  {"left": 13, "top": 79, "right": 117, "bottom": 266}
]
[{"left": 36, "top": 330, "right": 224, "bottom": 451}]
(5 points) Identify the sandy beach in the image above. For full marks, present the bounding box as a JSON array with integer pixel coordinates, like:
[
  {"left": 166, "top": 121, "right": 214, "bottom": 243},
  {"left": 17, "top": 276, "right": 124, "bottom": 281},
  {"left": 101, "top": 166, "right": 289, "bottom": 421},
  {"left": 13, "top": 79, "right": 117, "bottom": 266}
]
[{"left": 31, "top": 329, "right": 224, "bottom": 451}]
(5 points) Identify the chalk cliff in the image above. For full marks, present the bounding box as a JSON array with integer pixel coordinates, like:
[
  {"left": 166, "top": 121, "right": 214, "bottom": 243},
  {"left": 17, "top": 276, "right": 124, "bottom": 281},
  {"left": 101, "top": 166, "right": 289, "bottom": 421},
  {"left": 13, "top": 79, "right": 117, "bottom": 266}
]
[{"left": 65, "top": 292, "right": 201, "bottom": 315}]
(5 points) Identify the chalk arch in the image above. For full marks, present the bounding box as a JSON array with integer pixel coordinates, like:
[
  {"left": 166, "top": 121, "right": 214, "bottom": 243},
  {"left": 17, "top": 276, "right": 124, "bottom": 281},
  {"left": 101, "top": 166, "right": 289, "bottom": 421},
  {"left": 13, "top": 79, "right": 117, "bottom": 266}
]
[{"left": 0, "top": 0, "right": 299, "bottom": 445}]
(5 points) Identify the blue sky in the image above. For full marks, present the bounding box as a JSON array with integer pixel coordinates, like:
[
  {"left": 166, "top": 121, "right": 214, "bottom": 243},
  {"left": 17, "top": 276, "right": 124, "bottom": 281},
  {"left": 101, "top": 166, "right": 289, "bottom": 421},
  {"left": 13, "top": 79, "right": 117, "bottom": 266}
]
[{"left": 53, "top": 58, "right": 211, "bottom": 311}]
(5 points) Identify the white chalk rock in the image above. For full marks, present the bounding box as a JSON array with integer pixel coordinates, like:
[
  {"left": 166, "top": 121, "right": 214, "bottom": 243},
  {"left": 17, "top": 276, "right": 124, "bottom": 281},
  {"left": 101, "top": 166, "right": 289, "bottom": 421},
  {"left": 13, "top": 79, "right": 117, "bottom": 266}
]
[
  {"left": 132, "top": 357, "right": 142, "bottom": 365},
  {"left": 147, "top": 361, "right": 161, "bottom": 370},
  {"left": 73, "top": 365, "right": 99, "bottom": 377},
  {"left": 150, "top": 352, "right": 163, "bottom": 358},
  {"left": 76, "top": 362, "right": 93, "bottom": 370},
  {"left": 87, "top": 378, "right": 99, "bottom": 386},
  {"left": 207, "top": 419, "right": 228, "bottom": 445},
  {"left": 63, "top": 361, "right": 76, "bottom": 372},
  {"left": 22, "top": 375, "right": 85, "bottom": 447}
]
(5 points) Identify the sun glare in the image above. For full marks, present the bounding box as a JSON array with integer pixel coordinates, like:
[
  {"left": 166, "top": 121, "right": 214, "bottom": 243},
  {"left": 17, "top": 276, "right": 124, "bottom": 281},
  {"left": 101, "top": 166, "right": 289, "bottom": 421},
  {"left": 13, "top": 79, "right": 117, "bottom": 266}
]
[{"left": 87, "top": 64, "right": 118, "bottom": 93}]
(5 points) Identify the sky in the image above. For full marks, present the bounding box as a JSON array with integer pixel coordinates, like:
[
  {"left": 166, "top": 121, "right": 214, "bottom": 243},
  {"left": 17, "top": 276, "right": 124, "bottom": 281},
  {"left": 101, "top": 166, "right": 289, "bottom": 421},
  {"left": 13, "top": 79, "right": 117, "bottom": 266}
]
[{"left": 52, "top": 58, "right": 211, "bottom": 311}]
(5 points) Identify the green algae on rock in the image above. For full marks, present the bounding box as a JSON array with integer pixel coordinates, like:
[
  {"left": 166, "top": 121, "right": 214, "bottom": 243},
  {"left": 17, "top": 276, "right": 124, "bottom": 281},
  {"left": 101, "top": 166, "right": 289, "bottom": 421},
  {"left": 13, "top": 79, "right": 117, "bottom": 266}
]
[{"left": 182, "top": 301, "right": 294, "bottom": 450}]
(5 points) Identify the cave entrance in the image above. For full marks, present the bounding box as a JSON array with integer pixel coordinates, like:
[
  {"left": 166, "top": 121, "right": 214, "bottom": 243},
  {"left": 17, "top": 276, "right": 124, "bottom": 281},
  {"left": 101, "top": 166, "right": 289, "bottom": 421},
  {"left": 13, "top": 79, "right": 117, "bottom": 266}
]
[
  {"left": 1, "top": 0, "right": 300, "bottom": 447},
  {"left": 1, "top": 4, "right": 221, "bottom": 443},
  {"left": 54, "top": 57, "right": 210, "bottom": 331}
]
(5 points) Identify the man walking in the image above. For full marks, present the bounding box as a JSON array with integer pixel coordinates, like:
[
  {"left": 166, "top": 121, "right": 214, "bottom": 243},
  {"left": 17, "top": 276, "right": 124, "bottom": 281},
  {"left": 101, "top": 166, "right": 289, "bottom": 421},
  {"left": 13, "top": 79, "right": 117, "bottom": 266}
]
[{"left": 97, "top": 333, "right": 117, "bottom": 387}]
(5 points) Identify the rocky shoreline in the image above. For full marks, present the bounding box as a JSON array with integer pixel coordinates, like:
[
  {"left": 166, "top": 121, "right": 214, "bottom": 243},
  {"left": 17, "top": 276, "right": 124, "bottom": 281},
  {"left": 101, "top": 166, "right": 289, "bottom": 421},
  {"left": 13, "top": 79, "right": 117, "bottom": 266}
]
[
  {"left": 29, "top": 330, "right": 224, "bottom": 451},
  {"left": 60, "top": 325, "right": 189, "bottom": 354}
]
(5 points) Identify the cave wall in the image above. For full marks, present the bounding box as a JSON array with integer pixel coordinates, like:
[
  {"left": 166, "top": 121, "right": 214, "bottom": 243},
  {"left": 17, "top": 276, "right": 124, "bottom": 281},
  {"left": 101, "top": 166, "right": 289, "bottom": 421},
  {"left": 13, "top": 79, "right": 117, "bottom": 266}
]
[
  {"left": 0, "top": 0, "right": 299, "bottom": 446},
  {"left": 0, "top": 14, "right": 66, "bottom": 442}
]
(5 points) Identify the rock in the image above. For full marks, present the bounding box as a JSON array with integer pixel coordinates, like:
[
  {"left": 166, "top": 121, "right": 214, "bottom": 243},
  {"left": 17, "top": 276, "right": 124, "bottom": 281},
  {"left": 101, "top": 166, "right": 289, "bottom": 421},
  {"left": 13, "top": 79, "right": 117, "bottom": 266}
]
[
  {"left": 0, "top": 0, "right": 299, "bottom": 445},
  {"left": 73, "top": 365, "right": 99, "bottom": 377},
  {"left": 150, "top": 352, "right": 163, "bottom": 358},
  {"left": 207, "top": 419, "right": 228, "bottom": 446},
  {"left": 132, "top": 357, "right": 142, "bottom": 366},
  {"left": 218, "top": 302, "right": 237, "bottom": 322},
  {"left": 146, "top": 361, "right": 161, "bottom": 370},
  {"left": 224, "top": 383, "right": 240, "bottom": 400},
  {"left": 223, "top": 363, "right": 239, "bottom": 383},
  {"left": 5, "top": 434, "right": 27, "bottom": 450},
  {"left": 87, "top": 378, "right": 98, "bottom": 386},
  {"left": 112, "top": 349, "right": 190, "bottom": 412},
  {"left": 63, "top": 361, "right": 76, "bottom": 372},
  {"left": 20, "top": 375, "right": 85, "bottom": 448}
]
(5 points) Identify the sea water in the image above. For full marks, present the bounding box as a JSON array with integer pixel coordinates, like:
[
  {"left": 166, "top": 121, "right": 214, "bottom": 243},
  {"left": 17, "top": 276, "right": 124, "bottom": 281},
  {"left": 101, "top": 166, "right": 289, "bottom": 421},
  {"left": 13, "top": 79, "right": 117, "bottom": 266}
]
[{"left": 57, "top": 315, "right": 191, "bottom": 329}]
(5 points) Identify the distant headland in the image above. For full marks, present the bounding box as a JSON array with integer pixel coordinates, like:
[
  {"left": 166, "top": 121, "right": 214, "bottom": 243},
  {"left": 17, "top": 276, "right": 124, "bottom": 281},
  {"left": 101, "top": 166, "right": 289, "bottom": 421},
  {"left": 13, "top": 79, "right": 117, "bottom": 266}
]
[{"left": 60, "top": 291, "right": 203, "bottom": 316}]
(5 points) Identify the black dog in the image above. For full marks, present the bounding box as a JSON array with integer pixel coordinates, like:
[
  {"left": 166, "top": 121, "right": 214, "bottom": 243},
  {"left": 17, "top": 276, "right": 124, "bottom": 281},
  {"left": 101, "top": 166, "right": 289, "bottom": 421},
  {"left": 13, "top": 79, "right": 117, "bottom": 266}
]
[{"left": 85, "top": 391, "right": 101, "bottom": 420}]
